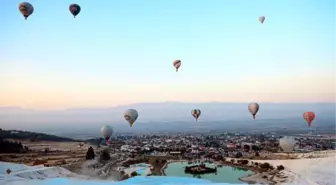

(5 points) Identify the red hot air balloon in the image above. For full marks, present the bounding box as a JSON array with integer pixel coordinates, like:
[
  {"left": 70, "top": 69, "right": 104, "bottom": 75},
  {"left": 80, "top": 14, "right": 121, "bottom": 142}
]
[
  {"left": 69, "top": 4, "right": 81, "bottom": 18},
  {"left": 303, "top": 112, "right": 315, "bottom": 127}
]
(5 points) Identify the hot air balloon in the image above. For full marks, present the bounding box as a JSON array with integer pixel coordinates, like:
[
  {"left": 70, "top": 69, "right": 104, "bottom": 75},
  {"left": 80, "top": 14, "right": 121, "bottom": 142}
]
[
  {"left": 173, "top": 60, "right": 181, "bottom": 72},
  {"left": 100, "top": 125, "right": 113, "bottom": 144},
  {"left": 259, "top": 16, "right": 265, "bottom": 24},
  {"left": 191, "top": 109, "right": 201, "bottom": 121},
  {"left": 69, "top": 4, "right": 81, "bottom": 18},
  {"left": 248, "top": 103, "right": 259, "bottom": 119},
  {"left": 18, "top": 2, "right": 34, "bottom": 20},
  {"left": 124, "top": 109, "right": 138, "bottom": 127},
  {"left": 279, "top": 136, "right": 296, "bottom": 153},
  {"left": 303, "top": 112, "right": 315, "bottom": 127}
]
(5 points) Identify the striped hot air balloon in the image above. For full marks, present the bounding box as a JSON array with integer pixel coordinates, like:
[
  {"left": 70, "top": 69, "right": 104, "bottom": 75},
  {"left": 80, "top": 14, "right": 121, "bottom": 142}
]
[
  {"left": 173, "top": 60, "right": 181, "bottom": 72},
  {"left": 191, "top": 109, "right": 201, "bottom": 121}
]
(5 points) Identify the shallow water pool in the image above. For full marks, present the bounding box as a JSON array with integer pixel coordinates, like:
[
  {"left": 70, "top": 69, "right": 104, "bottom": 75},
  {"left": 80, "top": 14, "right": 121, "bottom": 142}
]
[{"left": 164, "top": 162, "right": 253, "bottom": 184}]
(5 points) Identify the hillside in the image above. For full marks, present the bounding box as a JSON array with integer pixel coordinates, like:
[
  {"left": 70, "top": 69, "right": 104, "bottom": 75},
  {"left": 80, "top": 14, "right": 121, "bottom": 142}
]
[{"left": 0, "top": 129, "right": 79, "bottom": 142}]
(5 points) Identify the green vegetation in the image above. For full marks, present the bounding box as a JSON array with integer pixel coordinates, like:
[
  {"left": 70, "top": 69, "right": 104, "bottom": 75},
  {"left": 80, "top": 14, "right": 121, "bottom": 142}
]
[
  {"left": 86, "top": 146, "right": 95, "bottom": 160},
  {"left": 100, "top": 149, "right": 111, "bottom": 161},
  {"left": 0, "top": 137, "right": 29, "bottom": 153},
  {"left": 0, "top": 128, "right": 78, "bottom": 142},
  {"left": 85, "top": 138, "right": 104, "bottom": 145},
  {"left": 277, "top": 165, "right": 285, "bottom": 171}
]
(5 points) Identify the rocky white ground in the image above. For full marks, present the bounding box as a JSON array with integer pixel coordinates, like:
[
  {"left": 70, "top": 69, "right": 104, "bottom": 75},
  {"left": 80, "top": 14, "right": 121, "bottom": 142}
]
[
  {"left": 1, "top": 151, "right": 335, "bottom": 185},
  {"left": 243, "top": 151, "right": 336, "bottom": 185}
]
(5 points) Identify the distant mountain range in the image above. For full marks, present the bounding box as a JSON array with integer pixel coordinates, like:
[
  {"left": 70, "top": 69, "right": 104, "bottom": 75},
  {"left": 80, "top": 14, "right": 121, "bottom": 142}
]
[{"left": 0, "top": 102, "right": 335, "bottom": 136}]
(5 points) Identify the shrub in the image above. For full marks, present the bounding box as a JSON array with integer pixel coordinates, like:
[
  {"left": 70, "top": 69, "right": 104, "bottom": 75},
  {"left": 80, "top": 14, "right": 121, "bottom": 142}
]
[
  {"left": 230, "top": 159, "right": 235, "bottom": 163},
  {"left": 241, "top": 160, "right": 249, "bottom": 165},
  {"left": 235, "top": 152, "right": 243, "bottom": 158},
  {"left": 6, "top": 169, "right": 11, "bottom": 174},
  {"left": 277, "top": 165, "right": 285, "bottom": 171},
  {"left": 60, "top": 159, "right": 67, "bottom": 165},
  {"left": 260, "top": 162, "right": 270, "bottom": 169},
  {"left": 85, "top": 146, "right": 95, "bottom": 160},
  {"left": 100, "top": 149, "right": 111, "bottom": 161},
  {"left": 254, "top": 162, "right": 259, "bottom": 166},
  {"left": 130, "top": 171, "right": 138, "bottom": 177}
]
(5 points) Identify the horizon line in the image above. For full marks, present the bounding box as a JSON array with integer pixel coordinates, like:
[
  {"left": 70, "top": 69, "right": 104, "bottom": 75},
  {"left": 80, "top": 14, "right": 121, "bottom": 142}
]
[{"left": 0, "top": 101, "right": 334, "bottom": 111}]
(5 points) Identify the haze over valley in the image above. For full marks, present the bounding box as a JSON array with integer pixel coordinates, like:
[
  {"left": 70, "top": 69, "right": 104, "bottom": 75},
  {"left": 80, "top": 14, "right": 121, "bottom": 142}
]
[{"left": 0, "top": 102, "right": 334, "bottom": 138}]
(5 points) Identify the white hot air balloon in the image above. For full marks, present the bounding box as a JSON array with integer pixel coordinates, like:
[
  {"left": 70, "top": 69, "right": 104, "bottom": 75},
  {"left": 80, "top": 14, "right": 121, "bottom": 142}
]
[
  {"left": 248, "top": 103, "right": 259, "bottom": 119},
  {"left": 124, "top": 109, "right": 138, "bottom": 127},
  {"left": 100, "top": 125, "right": 113, "bottom": 141},
  {"left": 279, "top": 136, "right": 296, "bottom": 153}
]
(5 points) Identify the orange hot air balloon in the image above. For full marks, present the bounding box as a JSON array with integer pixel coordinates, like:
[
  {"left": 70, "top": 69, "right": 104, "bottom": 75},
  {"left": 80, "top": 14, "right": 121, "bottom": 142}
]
[{"left": 303, "top": 112, "right": 315, "bottom": 127}]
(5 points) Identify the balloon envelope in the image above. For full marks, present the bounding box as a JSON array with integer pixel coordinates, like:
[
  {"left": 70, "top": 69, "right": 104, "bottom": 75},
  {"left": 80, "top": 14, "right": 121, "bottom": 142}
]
[
  {"left": 69, "top": 4, "right": 81, "bottom": 17},
  {"left": 279, "top": 136, "right": 296, "bottom": 153},
  {"left": 248, "top": 103, "right": 259, "bottom": 119},
  {"left": 259, "top": 16, "right": 265, "bottom": 24},
  {"left": 191, "top": 109, "right": 201, "bottom": 121},
  {"left": 124, "top": 109, "right": 139, "bottom": 127},
  {"left": 303, "top": 112, "right": 315, "bottom": 127},
  {"left": 173, "top": 60, "right": 181, "bottom": 72},
  {"left": 100, "top": 125, "right": 113, "bottom": 140},
  {"left": 18, "top": 2, "right": 34, "bottom": 20}
]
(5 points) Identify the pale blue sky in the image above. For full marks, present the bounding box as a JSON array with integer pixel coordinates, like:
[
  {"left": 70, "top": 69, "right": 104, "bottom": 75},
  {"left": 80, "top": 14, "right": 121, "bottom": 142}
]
[{"left": 0, "top": 0, "right": 335, "bottom": 109}]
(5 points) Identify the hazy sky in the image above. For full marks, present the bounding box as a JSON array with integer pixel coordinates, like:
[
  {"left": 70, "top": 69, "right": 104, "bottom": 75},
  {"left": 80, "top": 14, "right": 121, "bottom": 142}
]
[{"left": 1, "top": 0, "right": 335, "bottom": 110}]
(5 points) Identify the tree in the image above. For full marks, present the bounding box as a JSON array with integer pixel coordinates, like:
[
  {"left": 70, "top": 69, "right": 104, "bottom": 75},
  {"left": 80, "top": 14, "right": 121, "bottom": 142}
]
[
  {"left": 235, "top": 152, "right": 243, "bottom": 158},
  {"left": 44, "top": 148, "right": 50, "bottom": 153},
  {"left": 260, "top": 162, "right": 270, "bottom": 169},
  {"left": 277, "top": 165, "right": 285, "bottom": 171},
  {"left": 100, "top": 149, "right": 111, "bottom": 161},
  {"left": 252, "top": 145, "right": 259, "bottom": 151},
  {"left": 241, "top": 160, "right": 249, "bottom": 165},
  {"left": 130, "top": 171, "right": 138, "bottom": 177},
  {"left": 148, "top": 157, "right": 157, "bottom": 166},
  {"left": 86, "top": 146, "right": 95, "bottom": 160}
]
